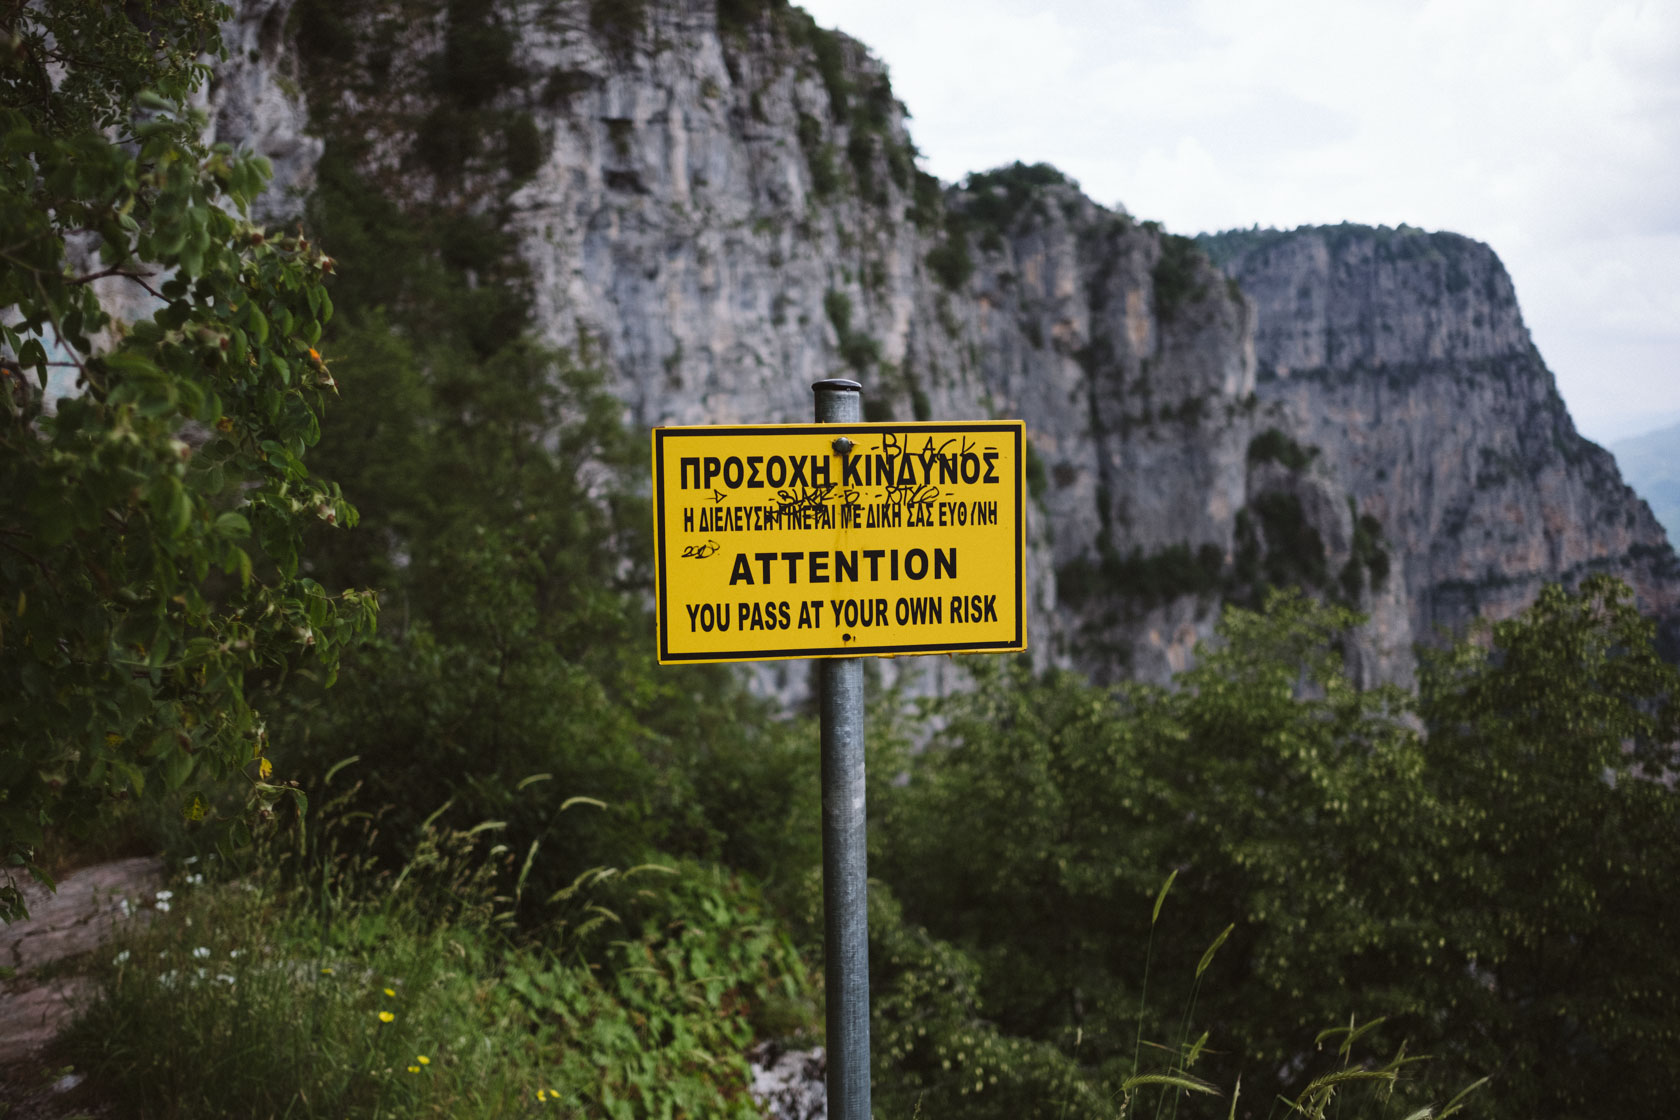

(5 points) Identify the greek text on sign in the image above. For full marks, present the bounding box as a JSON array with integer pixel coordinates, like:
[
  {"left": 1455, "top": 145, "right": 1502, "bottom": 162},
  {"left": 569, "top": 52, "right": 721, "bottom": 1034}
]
[{"left": 651, "top": 421, "right": 1027, "bottom": 663}]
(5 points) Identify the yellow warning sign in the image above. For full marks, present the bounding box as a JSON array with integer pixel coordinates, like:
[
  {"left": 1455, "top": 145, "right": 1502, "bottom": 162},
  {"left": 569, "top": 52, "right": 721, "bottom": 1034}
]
[{"left": 651, "top": 421, "right": 1027, "bottom": 664}]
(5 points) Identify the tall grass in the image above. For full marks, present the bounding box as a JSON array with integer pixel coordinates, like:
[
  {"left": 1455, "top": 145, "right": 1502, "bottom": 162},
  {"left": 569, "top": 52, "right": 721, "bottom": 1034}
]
[
  {"left": 58, "top": 779, "right": 815, "bottom": 1119},
  {"left": 1110, "top": 871, "right": 1487, "bottom": 1120}
]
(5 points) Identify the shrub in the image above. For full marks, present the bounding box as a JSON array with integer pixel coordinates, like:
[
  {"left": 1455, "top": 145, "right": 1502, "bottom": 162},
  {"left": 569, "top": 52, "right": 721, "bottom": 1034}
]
[
  {"left": 796, "top": 113, "right": 841, "bottom": 198},
  {"left": 1247, "top": 427, "right": 1318, "bottom": 471},
  {"left": 436, "top": 0, "right": 518, "bottom": 108},
  {"left": 926, "top": 233, "right": 974, "bottom": 291},
  {"left": 503, "top": 112, "right": 544, "bottom": 179},
  {"left": 962, "top": 161, "right": 1075, "bottom": 238},
  {"left": 1151, "top": 233, "right": 1208, "bottom": 322},
  {"left": 588, "top": 0, "right": 647, "bottom": 47}
]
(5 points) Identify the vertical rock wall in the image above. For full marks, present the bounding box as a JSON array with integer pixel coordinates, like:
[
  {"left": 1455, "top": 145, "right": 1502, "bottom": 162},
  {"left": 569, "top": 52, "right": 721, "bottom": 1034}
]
[{"left": 1205, "top": 225, "right": 1680, "bottom": 656}]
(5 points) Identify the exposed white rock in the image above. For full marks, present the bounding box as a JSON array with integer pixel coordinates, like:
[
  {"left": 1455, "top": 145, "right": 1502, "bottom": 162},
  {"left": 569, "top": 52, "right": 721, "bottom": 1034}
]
[
  {"left": 205, "top": 0, "right": 324, "bottom": 224},
  {"left": 748, "top": 1041, "right": 826, "bottom": 1120}
]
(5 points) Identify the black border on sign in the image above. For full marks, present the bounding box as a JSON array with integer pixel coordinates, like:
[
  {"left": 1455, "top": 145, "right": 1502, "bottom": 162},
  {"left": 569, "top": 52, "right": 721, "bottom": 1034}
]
[{"left": 652, "top": 421, "right": 1027, "bottom": 664}]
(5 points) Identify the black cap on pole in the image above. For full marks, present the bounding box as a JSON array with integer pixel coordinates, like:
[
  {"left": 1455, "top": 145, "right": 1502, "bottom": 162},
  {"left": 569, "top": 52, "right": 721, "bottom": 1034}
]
[{"left": 812, "top": 378, "right": 862, "bottom": 393}]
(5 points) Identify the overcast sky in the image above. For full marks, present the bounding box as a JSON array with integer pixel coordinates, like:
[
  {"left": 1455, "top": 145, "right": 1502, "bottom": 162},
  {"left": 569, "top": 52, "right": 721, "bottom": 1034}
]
[{"left": 799, "top": 0, "right": 1680, "bottom": 444}]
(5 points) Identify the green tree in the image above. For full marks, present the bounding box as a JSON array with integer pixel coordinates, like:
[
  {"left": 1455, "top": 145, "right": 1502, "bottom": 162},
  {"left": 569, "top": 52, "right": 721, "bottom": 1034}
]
[
  {"left": 876, "top": 581, "right": 1680, "bottom": 1118},
  {"left": 0, "top": 1, "right": 374, "bottom": 920},
  {"left": 876, "top": 593, "right": 1442, "bottom": 1112},
  {"left": 1419, "top": 574, "right": 1680, "bottom": 1118}
]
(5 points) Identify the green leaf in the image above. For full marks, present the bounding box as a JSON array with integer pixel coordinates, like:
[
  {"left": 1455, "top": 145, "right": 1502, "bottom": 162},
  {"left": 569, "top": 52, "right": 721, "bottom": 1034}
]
[
  {"left": 214, "top": 511, "right": 250, "bottom": 538},
  {"left": 1196, "top": 923, "right": 1234, "bottom": 978},
  {"left": 1152, "top": 867, "right": 1178, "bottom": 925},
  {"left": 1120, "top": 1072, "right": 1220, "bottom": 1096},
  {"left": 561, "top": 795, "right": 609, "bottom": 812}
]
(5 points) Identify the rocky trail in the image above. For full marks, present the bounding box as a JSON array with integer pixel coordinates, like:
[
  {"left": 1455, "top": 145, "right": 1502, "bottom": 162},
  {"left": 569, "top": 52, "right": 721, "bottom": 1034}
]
[{"left": 0, "top": 858, "right": 164, "bottom": 1118}]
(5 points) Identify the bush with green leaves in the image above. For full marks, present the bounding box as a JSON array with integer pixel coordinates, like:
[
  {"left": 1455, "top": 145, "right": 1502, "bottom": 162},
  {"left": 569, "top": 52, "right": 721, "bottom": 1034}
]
[
  {"left": 0, "top": 0, "right": 373, "bottom": 920},
  {"left": 875, "top": 581, "right": 1679, "bottom": 1118},
  {"left": 1417, "top": 575, "right": 1680, "bottom": 1118}
]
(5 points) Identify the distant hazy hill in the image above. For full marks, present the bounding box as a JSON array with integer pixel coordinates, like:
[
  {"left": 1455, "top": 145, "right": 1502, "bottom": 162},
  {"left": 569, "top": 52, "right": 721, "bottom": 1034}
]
[{"left": 1613, "top": 423, "right": 1680, "bottom": 544}]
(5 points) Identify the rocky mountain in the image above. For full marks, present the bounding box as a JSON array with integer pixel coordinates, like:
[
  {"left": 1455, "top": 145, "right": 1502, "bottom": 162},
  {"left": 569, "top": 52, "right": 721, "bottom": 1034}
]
[
  {"left": 218, "top": 0, "right": 1680, "bottom": 688},
  {"left": 1612, "top": 423, "right": 1680, "bottom": 547},
  {"left": 1203, "top": 225, "right": 1680, "bottom": 666}
]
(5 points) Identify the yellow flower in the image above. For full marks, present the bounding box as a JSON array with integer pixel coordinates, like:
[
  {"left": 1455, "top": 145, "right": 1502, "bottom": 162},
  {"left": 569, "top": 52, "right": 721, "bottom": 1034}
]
[
  {"left": 320, "top": 967, "right": 334, "bottom": 975},
  {"left": 258, "top": 757, "right": 272, "bottom": 780},
  {"left": 379, "top": 1010, "right": 394, "bottom": 1023},
  {"left": 537, "top": 1090, "right": 547, "bottom": 1103},
  {"left": 416, "top": 1055, "right": 430, "bottom": 1066},
  {"left": 407, "top": 1065, "right": 420, "bottom": 1074},
  {"left": 383, "top": 987, "right": 396, "bottom": 997}
]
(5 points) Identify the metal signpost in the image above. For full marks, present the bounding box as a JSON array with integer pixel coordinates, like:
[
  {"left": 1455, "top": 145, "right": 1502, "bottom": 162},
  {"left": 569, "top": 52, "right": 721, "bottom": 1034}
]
[{"left": 650, "top": 381, "right": 1026, "bottom": 1120}]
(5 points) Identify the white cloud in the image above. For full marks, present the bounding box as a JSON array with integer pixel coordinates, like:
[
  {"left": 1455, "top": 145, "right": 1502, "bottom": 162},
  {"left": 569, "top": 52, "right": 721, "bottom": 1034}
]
[{"left": 800, "top": 0, "right": 1680, "bottom": 442}]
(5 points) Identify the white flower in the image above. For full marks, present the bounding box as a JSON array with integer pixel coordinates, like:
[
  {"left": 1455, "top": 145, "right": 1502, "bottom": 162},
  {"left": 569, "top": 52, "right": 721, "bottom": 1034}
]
[
  {"left": 185, "top": 874, "right": 204, "bottom": 886},
  {"left": 192, "top": 947, "right": 211, "bottom": 960},
  {"left": 155, "top": 900, "right": 171, "bottom": 913},
  {"left": 228, "top": 949, "right": 244, "bottom": 959},
  {"left": 118, "top": 898, "right": 131, "bottom": 917},
  {"left": 113, "top": 950, "right": 130, "bottom": 965},
  {"left": 215, "top": 974, "right": 236, "bottom": 985},
  {"left": 154, "top": 889, "right": 173, "bottom": 901}
]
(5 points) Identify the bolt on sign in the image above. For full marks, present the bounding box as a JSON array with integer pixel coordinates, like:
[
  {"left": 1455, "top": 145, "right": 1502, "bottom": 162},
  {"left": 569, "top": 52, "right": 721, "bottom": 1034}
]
[{"left": 651, "top": 421, "right": 1027, "bottom": 663}]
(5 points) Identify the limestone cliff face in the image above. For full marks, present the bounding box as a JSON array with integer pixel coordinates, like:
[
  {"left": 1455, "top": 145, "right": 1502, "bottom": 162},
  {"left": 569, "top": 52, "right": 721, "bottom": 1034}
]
[
  {"left": 1203, "top": 225, "right": 1680, "bottom": 656},
  {"left": 222, "top": 0, "right": 1680, "bottom": 688},
  {"left": 203, "top": 0, "right": 322, "bottom": 224}
]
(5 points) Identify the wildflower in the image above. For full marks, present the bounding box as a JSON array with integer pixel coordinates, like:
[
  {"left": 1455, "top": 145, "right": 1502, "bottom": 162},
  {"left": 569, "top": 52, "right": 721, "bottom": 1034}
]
[
  {"left": 216, "top": 974, "right": 236, "bottom": 985},
  {"left": 229, "top": 949, "right": 244, "bottom": 959},
  {"left": 384, "top": 987, "right": 396, "bottom": 998},
  {"left": 379, "top": 1011, "right": 394, "bottom": 1024},
  {"left": 416, "top": 1055, "right": 430, "bottom": 1066},
  {"left": 154, "top": 889, "right": 173, "bottom": 913},
  {"left": 537, "top": 1090, "right": 548, "bottom": 1103},
  {"left": 113, "top": 950, "right": 130, "bottom": 965},
  {"left": 407, "top": 1065, "right": 420, "bottom": 1074},
  {"left": 192, "top": 947, "right": 211, "bottom": 959},
  {"left": 118, "top": 898, "right": 131, "bottom": 917},
  {"left": 320, "top": 967, "right": 334, "bottom": 975}
]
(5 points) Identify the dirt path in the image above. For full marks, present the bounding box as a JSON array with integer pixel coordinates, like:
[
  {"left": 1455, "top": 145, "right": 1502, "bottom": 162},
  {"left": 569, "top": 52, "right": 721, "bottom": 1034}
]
[{"left": 1, "top": 857, "right": 164, "bottom": 1117}]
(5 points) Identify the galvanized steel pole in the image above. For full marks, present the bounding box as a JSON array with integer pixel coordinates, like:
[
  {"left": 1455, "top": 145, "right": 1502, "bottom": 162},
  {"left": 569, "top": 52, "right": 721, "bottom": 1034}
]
[{"left": 813, "top": 378, "right": 871, "bottom": 1120}]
